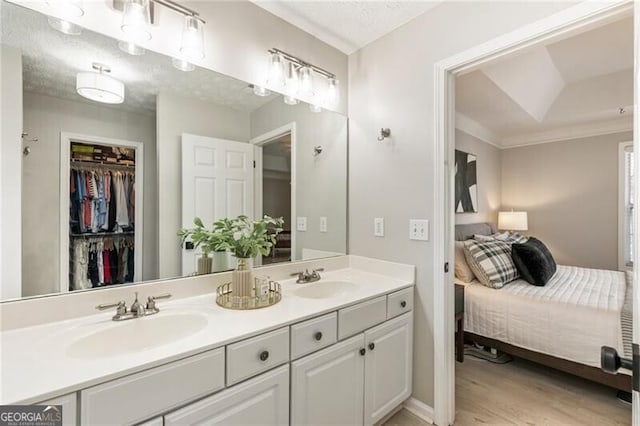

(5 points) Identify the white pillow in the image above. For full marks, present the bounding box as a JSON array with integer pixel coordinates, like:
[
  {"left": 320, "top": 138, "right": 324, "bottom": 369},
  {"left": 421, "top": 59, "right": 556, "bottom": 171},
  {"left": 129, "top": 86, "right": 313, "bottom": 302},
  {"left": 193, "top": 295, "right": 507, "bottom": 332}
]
[{"left": 454, "top": 241, "right": 476, "bottom": 283}]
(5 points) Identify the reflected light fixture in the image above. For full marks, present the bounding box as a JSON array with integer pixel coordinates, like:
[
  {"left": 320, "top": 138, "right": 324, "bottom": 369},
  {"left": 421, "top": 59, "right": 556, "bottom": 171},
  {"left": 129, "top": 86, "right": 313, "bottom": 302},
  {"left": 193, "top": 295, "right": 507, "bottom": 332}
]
[
  {"left": 118, "top": 40, "right": 145, "bottom": 56},
  {"left": 46, "top": 0, "right": 84, "bottom": 35},
  {"left": 309, "top": 104, "right": 322, "bottom": 113},
  {"left": 172, "top": 58, "right": 195, "bottom": 72},
  {"left": 252, "top": 85, "right": 272, "bottom": 97},
  {"left": 284, "top": 96, "right": 299, "bottom": 106},
  {"left": 76, "top": 63, "right": 125, "bottom": 104},
  {"left": 267, "top": 52, "right": 285, "bottom": 87},
  {"left": 121, "top": 0, "right": 152, "bottom": 43}
]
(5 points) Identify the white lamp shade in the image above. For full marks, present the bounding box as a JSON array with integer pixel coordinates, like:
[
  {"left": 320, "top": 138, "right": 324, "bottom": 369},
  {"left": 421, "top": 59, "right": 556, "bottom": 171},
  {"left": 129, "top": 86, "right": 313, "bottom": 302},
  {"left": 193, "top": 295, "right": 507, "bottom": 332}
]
[
  {"left": 76, "top": 72, "right": 125, "bottom": 104},
  {"left": 498, "top": 211, "right": 528, "bottom": 231}
]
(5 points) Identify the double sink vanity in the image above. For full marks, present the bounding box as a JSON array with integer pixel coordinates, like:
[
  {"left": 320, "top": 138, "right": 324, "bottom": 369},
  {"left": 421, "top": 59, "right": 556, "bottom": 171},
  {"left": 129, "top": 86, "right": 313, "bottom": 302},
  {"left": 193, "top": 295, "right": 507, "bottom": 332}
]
[{"left": 0, "top": 256, "right": 415, "bottom": 426}]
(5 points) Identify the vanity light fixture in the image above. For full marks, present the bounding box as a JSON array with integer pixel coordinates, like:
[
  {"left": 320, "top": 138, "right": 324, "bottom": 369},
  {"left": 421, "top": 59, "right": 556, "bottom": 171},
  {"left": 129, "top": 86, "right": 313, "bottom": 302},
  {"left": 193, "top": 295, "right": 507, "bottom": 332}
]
[
  {"left": 250, "top": 84, "right": 271, "bottom": 97},
  {"left": 121, "top": 0, "right": 152, "bottom": 43},
  {"left": 179, "top": 15, "right": 205, "bottom": 60},
  {"left": 76, "top": 63, "right": 125, "bottom": 104},
  {"left": 118, "top": 41, "right": 145, "bottom": 56},
  {"left": 299, "top": 66, "right": 314, "bottom": 97},
  {"left": 267, "top": 52, "right": 286, "bottom": 87},
  {"left": 309, "top": 104, "right": 322, "bottom": 113},
  {"left": 46, "top": 0, "right": 84, "bottom": 35},
  {"left": 172, "top": 58, "right": 195, "bottom": 72},
  {"left": 284, "top": 96, "right": 299, "bottom": 106},
  {"left": 326, "top": 77, "right": 339, "bottom": 106}
]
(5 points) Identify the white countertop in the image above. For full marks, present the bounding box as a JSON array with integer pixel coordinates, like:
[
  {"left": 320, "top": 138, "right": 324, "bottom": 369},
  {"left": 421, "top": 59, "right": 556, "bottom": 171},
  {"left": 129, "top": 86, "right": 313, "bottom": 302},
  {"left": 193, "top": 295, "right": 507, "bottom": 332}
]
[{"left": 0, "top": 265, "right": 413, "bottom": 405}]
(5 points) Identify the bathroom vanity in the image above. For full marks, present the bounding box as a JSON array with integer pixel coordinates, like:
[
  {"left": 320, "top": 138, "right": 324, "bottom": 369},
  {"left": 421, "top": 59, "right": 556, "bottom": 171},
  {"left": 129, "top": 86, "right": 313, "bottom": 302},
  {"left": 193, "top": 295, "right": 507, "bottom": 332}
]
[{"left": 0, "top": 256, "right": 414, "bottom": 426}]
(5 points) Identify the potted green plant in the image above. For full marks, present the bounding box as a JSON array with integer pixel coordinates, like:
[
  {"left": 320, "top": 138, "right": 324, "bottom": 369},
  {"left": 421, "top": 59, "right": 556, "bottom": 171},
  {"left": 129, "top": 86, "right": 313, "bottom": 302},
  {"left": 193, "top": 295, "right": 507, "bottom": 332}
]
[{"left": 177, "top": 217, "right": 223, "bottom": 275}]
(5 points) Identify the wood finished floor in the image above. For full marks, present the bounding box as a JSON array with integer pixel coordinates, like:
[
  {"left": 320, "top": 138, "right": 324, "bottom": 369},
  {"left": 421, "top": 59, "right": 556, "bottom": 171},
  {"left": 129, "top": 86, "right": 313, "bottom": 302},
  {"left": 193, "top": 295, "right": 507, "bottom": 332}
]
[{"left": 384, "top": 356, "right": 631, "bottom": 426}]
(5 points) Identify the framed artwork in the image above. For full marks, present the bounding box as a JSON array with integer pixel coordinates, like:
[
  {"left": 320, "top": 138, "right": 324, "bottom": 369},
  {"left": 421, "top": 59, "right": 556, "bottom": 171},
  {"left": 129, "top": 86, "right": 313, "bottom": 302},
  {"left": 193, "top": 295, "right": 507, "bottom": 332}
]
[{"left": 455, "top": 149, "right": 477, "bottom": 213}]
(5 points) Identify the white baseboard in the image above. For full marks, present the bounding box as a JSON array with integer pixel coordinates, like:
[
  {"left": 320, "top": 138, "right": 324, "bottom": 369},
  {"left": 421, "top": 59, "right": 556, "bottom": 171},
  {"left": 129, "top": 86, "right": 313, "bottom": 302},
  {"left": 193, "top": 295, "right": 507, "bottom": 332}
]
[{"left": 403, "top": 397, "right": 434, "bottom": 424}]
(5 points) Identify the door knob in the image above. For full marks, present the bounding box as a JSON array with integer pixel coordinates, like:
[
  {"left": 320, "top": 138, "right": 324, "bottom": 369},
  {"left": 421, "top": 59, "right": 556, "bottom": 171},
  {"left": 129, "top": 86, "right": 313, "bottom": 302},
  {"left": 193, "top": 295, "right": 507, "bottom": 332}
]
[{"left": 601, "top": 346, "right": 633, "bottom": 374}]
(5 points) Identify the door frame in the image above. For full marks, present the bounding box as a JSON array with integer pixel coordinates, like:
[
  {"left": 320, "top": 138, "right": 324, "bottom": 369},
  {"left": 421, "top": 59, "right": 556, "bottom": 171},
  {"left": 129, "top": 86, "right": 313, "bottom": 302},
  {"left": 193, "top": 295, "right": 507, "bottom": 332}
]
[
  {"left": 432, "top": 2, "right": 635, "bottom": 425},
  {"left": 250, "top": 122, "right": 297, "bottom": 262},
  {"left": 59, "top": 132, "right": 144, "bottom": 293}
]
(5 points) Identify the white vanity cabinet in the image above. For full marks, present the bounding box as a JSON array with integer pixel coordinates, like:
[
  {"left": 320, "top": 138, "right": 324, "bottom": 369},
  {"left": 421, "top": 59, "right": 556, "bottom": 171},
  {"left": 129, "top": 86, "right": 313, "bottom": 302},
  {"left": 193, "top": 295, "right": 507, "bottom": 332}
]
[
  {"left": 39, "top": 392, "right": 77, "bottom": 426},
  {"left": 164, "top": 365, "right": 289, "bottom": 426},
  {"left": 291, "top": 311, "right": 413, "bottom": 426}
]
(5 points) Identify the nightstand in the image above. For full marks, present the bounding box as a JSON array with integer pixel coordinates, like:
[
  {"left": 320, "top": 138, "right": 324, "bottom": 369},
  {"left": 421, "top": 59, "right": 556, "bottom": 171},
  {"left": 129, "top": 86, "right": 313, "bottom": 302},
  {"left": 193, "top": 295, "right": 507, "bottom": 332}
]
[{"left": 455, "top": 284, "right": 464, "bottom": 362}]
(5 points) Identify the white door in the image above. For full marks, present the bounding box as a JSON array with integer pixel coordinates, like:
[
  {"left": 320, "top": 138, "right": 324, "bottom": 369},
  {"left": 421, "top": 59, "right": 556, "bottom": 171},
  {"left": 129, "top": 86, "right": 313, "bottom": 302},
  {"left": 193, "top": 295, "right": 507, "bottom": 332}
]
[
  {"left": 291, "top": 334, "right": 365, "bottom": 425},
  {"left": 164, "top": 365, "right": 289, "bottom": 426},
  {"left": 181, "top": 134, "right": 254, "bottom": 276},
  {"left": 364, "top": 312, "right": 413, "bottom": 425}
]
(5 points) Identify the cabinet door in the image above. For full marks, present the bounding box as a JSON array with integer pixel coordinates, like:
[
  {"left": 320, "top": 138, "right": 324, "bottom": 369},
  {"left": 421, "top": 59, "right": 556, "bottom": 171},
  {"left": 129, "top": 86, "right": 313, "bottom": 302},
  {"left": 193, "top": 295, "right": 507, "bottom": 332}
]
[
  {"left": 164, "top": 365, "right": 289, "bottom": 426},
  {"left": 291, "top": 334, "right": 365, "bottom": 425},
  {"left": 364, "top": 312, "right": 413, "bottom": 425},
  {"left": 39, "top": 393, "right": 77, "bottom": 426}
]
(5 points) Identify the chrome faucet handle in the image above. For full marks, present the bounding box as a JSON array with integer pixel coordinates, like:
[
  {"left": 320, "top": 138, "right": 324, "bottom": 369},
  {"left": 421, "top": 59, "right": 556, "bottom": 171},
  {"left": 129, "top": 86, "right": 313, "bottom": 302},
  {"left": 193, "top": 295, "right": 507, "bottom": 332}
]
[
  {"left": 311, "top": 268, "right": 324, "bottom": 279},
  {"left": 96, "top": 301, "right": 127, "bottom": 315},
  {"left": 146, "top": 293, "right": 172, "bottom": 311},
  {"left": 130, "top": 292, "right": 145, "bottom": 317}
]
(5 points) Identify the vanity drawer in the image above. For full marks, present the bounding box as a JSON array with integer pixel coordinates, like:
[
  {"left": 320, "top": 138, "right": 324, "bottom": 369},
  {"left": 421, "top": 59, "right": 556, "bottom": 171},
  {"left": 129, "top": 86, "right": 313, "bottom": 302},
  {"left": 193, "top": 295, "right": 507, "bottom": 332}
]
[
  {"left": 387, "top": 287, "right": 414, "bottom": 319},
  {"left": 291, "top": 312, "right": 337, "bottom": 360},
  {"left": 338, "top": 296, "right": 387, "bottom": 340},
  {"left": 226, "top": 327, "right": 289, "bottom": 386},
  {"left": 80, "top": 348, "right": 225, "bottom": 426}
]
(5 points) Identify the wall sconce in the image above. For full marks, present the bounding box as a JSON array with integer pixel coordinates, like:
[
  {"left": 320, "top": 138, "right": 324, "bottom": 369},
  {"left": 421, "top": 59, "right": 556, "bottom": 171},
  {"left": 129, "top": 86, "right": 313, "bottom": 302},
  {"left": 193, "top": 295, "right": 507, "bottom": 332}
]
[{"left": 377, "top": 128, "right": 391, "bottom": 141}]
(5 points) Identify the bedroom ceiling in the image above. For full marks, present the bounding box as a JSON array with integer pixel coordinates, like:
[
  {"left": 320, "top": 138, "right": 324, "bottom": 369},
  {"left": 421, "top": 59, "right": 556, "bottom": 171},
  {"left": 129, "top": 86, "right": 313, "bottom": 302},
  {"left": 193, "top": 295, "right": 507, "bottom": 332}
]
[
  {"left": 456, "top": 16, "right": 633, "bottom": 148},
  {"left": 250, "top": 1, "right": 442, "bottom": 54}
]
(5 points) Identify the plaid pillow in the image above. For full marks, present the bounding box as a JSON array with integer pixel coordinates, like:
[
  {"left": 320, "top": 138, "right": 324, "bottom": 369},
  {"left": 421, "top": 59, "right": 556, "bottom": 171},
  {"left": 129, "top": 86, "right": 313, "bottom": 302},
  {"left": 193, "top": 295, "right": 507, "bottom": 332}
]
[
  {"left": 505, "top": 233, "right": 528, "bottom": 244},
  {"left": 463, "top": 240, "right": 519, "bottom": 289}
]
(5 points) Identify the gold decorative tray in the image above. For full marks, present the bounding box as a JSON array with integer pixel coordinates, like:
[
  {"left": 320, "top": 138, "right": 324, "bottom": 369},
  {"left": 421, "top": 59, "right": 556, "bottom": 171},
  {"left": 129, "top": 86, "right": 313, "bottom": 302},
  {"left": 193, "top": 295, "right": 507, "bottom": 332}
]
[{"left": 216, "top": 281, "right": 282, "bottom": 310}]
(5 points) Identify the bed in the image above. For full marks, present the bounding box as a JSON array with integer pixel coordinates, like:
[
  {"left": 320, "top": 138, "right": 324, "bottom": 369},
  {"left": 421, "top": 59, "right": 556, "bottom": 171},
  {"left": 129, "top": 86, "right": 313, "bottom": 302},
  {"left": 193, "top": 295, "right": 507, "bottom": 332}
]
[{"left": 455, "top": 222, "right": 633, "bottom": 391}]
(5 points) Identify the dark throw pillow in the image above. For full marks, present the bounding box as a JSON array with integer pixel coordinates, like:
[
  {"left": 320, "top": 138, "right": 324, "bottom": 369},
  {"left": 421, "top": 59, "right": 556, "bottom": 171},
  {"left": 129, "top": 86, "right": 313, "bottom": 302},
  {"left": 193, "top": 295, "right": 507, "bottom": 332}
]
[{"left": 511, "top": 237, "right": 557, "bottom": 286}]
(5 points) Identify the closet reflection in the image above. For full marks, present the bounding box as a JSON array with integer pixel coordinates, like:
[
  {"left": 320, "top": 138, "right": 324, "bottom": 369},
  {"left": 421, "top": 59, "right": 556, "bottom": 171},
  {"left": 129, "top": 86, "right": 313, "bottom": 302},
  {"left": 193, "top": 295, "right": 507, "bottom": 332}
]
[{"left": 1, "top": 1, "right": 347, "bottom": 302}]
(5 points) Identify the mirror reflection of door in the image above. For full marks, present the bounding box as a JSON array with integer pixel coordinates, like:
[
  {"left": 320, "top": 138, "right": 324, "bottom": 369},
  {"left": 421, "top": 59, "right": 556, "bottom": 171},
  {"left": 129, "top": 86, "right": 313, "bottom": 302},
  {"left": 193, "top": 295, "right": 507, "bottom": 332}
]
[{"left": 259, "top": 134, "right": 292, "bottom": 266}]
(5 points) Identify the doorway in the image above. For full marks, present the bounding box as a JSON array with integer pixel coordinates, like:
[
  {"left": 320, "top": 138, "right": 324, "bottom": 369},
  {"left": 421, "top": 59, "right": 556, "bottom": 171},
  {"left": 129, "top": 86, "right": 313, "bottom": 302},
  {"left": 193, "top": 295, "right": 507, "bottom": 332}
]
[{"left": 432, "top": 2, "right": 637, "bottom": 425}]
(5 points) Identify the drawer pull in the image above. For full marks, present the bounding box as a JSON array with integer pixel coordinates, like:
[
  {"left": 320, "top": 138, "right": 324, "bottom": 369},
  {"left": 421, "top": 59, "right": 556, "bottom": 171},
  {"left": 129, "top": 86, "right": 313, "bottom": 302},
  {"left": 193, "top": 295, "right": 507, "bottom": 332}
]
[
  {"left": 359, "top": 348, "right": 366, "bottom": 356},
  {"left": 259, "top": 350, "right": 269, "bottom": 361},
  {"left": 314, "top": 331, "right": 323, "bottom": 341},
  {"left": 400, "top": 301, "right": 407, "bottom": 308},
  {"left": 368, "top": 342, "right": 375, "bottom": 351}
]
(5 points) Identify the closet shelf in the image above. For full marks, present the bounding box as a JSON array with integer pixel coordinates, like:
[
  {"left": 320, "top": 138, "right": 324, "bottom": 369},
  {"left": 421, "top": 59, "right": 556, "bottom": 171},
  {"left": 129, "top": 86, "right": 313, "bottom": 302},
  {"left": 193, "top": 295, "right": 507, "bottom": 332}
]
[
  {"left": 70, "top": 159, "right": 135, "bottom": 170},
  {"left": 70, "top": 231, "right": 135, "bottom": 238}
]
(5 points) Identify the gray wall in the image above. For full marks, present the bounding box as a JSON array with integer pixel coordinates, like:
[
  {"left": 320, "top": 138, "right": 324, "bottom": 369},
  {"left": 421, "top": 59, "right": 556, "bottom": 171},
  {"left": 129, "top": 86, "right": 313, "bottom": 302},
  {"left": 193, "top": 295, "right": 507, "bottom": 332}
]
[
  {"left": 250, "top": 98, "right": 348, "bottom": 260},
  {"left": 21, "top": 92, "right": 157, "bottom": 297},
  {"left": 501, "top": 131, "right": 632, "bottom": 270},
  {"left": 156, "top": 92, "right": 250, "bottom": 279},
  {"left": 0, "top": 44, "right": 23, "bottom": 300},
  {"left": 455, "top": 130, "right": 502, "bottom": 226},
  {"left": 348, "top": 0, "right": 576, "bottom": 408}
]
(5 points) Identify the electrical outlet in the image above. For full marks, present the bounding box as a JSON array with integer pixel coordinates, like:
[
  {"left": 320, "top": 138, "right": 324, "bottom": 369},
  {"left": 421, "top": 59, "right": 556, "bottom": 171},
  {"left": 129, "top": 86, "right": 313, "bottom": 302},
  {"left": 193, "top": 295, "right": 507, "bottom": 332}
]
[
  {"left": 297, "top": 217, "right": 307, "bottom": 232},
  {"left": 320, "top": 217, "right": 328, "bottom": 233},
  {"left": 374, "top": 218, "right": 384, "bottom": 237},
  {"left": 409, "top": 219, "right": 429, "bottom": 241}
]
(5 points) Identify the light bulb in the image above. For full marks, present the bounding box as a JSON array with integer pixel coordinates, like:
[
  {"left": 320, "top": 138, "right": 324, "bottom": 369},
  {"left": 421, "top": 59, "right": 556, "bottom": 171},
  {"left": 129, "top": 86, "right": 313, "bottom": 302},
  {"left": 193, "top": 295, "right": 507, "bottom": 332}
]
[
  {"left": 326, "top": 78, "right": 339, "bottom": 106},
  {"left": 299, "top": 66, "right": 314, "bottom": 96},
  {"left": 284, "top": 96, "right": 299, "bottom": 105},
  {"left": 253, "top": 85, "right": 271, "bottom": 97},
  {"left": 172, "top": 58, "right": 195, "bottom": 72},
  {"left": 267, "top": 52, "right": 285, "bottom": 87},
  {"left": 121, "top": 0, "right": 152, "bottom": 43},
  {"left": 118, "top": 41, "right": 145, "bottom": 56},
  {"left": 309, "top": 104, "right": 322, "bottom": 113},
  {"left": 179, "top": 16, "right": 205, "bottom": 61}
]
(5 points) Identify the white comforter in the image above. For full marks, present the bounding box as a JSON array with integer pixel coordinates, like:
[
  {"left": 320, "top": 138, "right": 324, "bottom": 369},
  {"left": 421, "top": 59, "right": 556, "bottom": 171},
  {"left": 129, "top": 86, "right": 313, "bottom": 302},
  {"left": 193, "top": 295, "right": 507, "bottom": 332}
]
[{"left": 462, "top": 265, "right": 627, "bottom": 368}]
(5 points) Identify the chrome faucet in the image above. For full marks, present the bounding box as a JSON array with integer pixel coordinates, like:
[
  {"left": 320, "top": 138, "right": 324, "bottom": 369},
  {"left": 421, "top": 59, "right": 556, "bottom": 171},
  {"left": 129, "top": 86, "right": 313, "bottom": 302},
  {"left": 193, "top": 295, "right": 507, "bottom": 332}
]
[
  {"left": 291, "top": 268, "right": 324, "bottom": 284},
  {"left": 96, "top": 293, "right": 172, "bottom": 321}
]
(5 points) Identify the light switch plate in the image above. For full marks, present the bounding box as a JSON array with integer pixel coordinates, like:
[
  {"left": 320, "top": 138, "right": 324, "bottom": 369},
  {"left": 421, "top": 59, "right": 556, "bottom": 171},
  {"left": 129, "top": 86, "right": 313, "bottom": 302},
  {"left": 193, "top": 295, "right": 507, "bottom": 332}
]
[
  {"left": 374, "top": 218, "right": 384, "bottom": 237},
  {"left": 409, "top": 219, "right": 429, "bottom": 241},
  {"left": 320, "top": 217, "right": 328, "bottom": 233},
  {"left": 297, "top": 217, "right": 307, "bottom": 232}
]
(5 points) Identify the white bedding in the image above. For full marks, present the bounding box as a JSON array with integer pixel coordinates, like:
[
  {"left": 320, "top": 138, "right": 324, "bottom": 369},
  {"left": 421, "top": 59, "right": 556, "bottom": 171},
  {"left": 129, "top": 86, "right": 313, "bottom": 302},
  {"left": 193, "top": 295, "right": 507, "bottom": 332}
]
[{"left": 461, "top": 265, "right": 627, "bottom": 369}]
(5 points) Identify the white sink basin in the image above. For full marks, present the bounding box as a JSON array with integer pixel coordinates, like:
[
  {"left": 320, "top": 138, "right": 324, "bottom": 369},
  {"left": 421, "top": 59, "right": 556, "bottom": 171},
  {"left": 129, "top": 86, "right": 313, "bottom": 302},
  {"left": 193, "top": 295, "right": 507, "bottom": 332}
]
[
  {"left": 294, "top": 280, "right": 358, "bottom": 299},
  {"left": 66, "top": 313, "right": 208, "bottom": 359}
]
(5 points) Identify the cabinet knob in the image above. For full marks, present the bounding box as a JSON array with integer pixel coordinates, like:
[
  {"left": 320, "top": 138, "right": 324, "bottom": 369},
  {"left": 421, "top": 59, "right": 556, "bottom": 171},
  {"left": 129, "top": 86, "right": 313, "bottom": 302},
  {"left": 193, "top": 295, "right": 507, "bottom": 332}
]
[
  {"left": 259, "top": 350, "right": 269, "bottom": 361},
  {"left": 359, "top": 348, "right": 366, "bottom": 356},
  {"left": 314, "top": 331, "right": 323, "bottom": 341},
  {"left": 369, "top": 342, "right": 375, "bottom": 351},
  {"left": 400, "top": 301, "right": 407, "bottom": 308}
]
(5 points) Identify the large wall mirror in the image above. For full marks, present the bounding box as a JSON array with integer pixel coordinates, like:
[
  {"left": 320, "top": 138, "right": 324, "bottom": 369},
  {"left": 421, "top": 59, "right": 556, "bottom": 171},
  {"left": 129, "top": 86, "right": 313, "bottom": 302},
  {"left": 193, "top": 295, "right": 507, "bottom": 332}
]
[{"left": 0, "top": 0, "right": 347, "bottom": 302}]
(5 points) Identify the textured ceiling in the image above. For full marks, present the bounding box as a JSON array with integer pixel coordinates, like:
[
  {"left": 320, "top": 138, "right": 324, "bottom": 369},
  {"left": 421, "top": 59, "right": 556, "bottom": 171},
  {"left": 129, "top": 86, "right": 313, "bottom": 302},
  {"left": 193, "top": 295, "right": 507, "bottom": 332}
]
[
  {"left": 0, "top": 1, "right": 277, "bottom": 115},
  {"left": 456, "top": 16, "right": 633, "bottom": 145},
  {"left": 252, "top": 1, "right": 441, "bottom": 54}
]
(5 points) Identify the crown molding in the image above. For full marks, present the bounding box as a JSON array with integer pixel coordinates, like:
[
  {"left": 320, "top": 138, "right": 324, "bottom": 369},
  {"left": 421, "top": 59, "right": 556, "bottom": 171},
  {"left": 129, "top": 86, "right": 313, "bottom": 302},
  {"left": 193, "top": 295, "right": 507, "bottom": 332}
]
[
  {"left": 501, "top": 116, "right": 633, "bottom": 149},
  {"left": 455, "top": 112, "right": 501, "bottom": 148}
]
